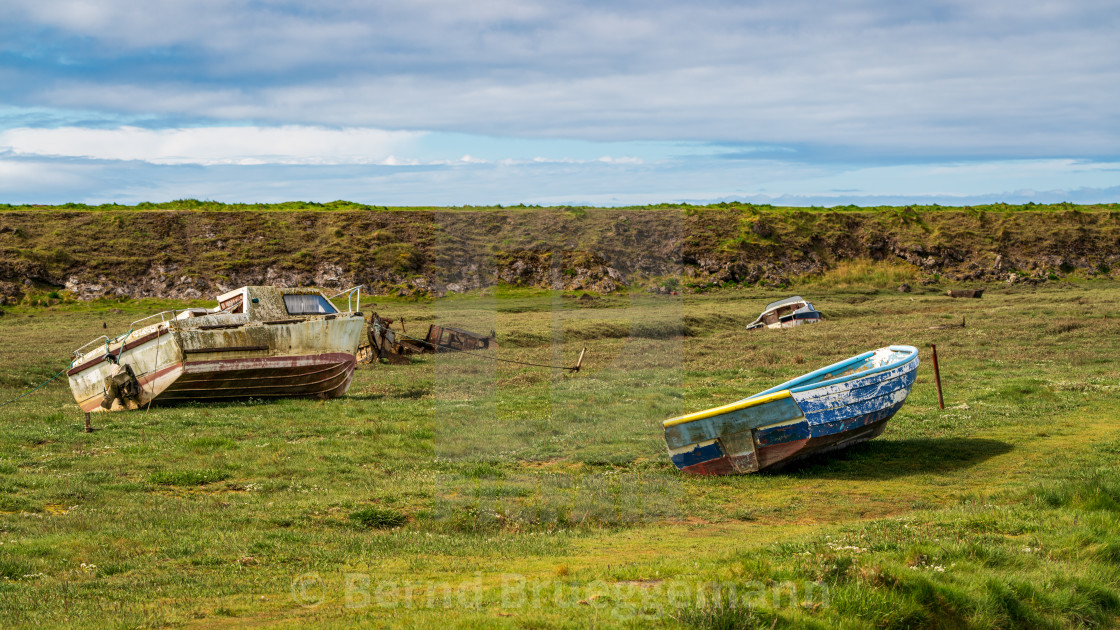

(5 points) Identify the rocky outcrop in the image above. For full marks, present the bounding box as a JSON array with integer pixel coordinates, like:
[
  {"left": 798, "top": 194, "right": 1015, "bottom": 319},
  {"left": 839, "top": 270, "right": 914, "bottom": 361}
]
[{"left": 1, "top": 206, "right": 1117, "bottom": 301}]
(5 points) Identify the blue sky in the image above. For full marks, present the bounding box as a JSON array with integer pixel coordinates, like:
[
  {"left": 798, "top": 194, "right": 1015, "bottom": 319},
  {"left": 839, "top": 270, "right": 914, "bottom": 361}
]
[{"left": 1, "top": 0, "right": 1118, "bottom": 206}]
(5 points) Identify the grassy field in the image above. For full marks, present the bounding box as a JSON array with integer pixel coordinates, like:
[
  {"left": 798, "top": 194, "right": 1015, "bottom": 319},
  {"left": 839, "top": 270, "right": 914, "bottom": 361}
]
[{"left": 1, "top": 275, "right": 1119, "bottom": 628}]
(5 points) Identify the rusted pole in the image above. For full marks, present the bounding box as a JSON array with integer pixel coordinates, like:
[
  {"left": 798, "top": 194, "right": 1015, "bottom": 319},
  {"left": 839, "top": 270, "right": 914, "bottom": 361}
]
[
  {"left": 84, "top": 412, "right": 94, "bottom": 433},
  {"left": 930, "top": 344, "right": 945, "bottom": 410}
]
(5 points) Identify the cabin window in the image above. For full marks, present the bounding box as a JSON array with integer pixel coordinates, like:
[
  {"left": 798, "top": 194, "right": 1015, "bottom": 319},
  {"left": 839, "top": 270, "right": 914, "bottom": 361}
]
[{"left": 282, "top": 294, "right": 338, "bottom": 315}]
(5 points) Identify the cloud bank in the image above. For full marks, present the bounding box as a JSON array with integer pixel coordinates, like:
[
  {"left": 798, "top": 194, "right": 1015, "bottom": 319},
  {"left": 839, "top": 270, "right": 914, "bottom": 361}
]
[
  {"left": 0, "top": 0, "right": 1117, "bottom": 203},
  {"left": 0, "top": 126, "right": 423, "bottom": 165}
]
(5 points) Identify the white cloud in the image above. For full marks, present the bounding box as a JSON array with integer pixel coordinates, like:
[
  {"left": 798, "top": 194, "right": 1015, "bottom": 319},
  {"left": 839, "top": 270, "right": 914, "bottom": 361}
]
[
  {"left": 0, "top": 126, "right": 423, "bottom": 165},
  {"left": 0, "top": 157, "right": 92, "bottom": 191},
  {"left": 2, "top": 0, "right": 1118, "bottom": 203},
  {"left": 0, "top": 124, "right": 666, "bottom": 169},
  {"left": 6, "top": 1, "right": 1119, "bottom": 156},
  {"left": 596, "top": 156, "right": 643, "bottom": 165}
]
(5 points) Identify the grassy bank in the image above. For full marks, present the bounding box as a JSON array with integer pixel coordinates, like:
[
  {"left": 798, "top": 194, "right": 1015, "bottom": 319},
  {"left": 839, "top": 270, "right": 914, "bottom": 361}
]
[
  {"left": 2, "top": 204, "right": 1119, "bottom": 303},
  {"left": 1, "top": 279, "right": 1118, "bottom": 628}
]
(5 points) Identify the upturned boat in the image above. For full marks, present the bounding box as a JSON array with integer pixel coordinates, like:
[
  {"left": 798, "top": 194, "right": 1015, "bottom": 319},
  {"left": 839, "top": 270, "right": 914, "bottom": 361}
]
[
  {"left": 67, "top": 286, "right": 365, "bottom": 412},
  {"left": 664, "top": 345, "right": 919, "bottom": 475},
  {"left": 745, "top": 296, "right": 822, "bottom": 330}
]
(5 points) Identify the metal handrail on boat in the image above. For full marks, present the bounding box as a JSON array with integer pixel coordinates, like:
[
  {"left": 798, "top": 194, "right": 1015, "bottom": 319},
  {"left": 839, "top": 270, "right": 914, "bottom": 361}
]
[
  {"left": 71, "top": 310, "right": 177, "bottom": 360},
  {"left": 72, "top": 336, "right": 111, "bottom": 359},
  {"left": 328, "top": 285, "right": 363, "bottom": 313},
  {"left": 129, "top": 310, "right": 179, "bottom": 334}
]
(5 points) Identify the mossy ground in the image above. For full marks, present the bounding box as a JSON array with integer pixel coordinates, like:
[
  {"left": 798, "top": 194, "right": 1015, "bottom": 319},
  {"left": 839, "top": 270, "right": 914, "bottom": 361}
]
[{"left": 1, "top": 276, "right": 1118, "bottom": 628}]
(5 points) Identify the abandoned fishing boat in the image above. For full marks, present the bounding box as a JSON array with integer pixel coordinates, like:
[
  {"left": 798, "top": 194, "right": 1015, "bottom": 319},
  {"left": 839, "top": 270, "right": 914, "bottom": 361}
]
[
  {"left": 745, "top": 296, "right": 822, "bottom": 330},
  {"left": 67, "top": 286, "right": 365, "bottom": 412},
  {"left": 664, "top": 345, "right": 919, "bottom": 475}
]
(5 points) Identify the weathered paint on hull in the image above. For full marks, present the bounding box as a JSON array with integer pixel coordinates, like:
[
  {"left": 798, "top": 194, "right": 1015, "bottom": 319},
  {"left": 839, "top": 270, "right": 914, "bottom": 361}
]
[
  {"left": 158, "top": 353, "right": 356, "bottom": 401},
  {"left": 664, "top": 345, "right": 919, "bottom": 475},
  {"left": 75, "top": 353, "right": 356, "bottom": 411},
  {"left": 678, "top": 402, "right": 901, "bottom": 475},
  {"left": 71, "top": 331, "right": 183, "bottom": 412},
  {"left": 69, "top": 311, "right": 364, "bottom": 412}
]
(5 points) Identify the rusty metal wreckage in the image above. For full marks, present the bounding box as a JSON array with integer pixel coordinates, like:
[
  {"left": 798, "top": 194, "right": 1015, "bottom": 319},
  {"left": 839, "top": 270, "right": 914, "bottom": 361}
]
[{"left": 359, "top": 312, "right": 585, "bottom": 372}]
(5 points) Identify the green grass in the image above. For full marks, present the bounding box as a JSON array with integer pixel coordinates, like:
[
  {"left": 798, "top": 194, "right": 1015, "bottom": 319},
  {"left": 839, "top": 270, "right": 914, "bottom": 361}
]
[
  {"left": 350, "top": 507, "right": 409, "bottom": 530},
  {"left": 149, "top": 469, "right": 231, "bottom": 486},
  {"left": 1, "top": 280, "right": 1119, "bottom": 627},
  {"left": 794, "top": 259, "right": 920, "bottom": 291}
]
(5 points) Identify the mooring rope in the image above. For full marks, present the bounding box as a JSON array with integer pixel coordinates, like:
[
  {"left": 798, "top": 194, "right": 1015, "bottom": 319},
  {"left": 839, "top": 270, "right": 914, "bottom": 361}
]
[
  {"left": 372, "top": 322, "right": 582, "bottom": 372},
  {"left": 1, "top": 318, "right": 150, "bottom": 411},
  {"left": 0, "top": 366, "right": 70, "bottom": 409},
  {"left": 0, "top": 321, "right": 142, "bottom": 410}
]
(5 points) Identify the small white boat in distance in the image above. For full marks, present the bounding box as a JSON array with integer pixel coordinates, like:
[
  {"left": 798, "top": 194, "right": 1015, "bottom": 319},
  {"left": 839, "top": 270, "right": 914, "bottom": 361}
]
[
  {"left": 67, "top": 286, "right": 365, "bottom": 412},
  {"left": 746, "top": 296, "right": 822, "bottom": 331}
]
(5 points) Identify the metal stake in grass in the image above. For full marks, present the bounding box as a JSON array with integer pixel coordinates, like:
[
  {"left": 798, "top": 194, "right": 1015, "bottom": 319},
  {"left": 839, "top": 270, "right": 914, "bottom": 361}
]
[
  {"left": 930, "top": 343, "right": 945, "bottom": 410},
  {"left": 84, "top": 412, "right": 94, "bottom": 433}
]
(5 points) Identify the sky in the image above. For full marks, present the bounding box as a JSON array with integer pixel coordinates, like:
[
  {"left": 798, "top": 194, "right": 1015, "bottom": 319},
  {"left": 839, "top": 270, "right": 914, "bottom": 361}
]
[{"left": 1, "top": 0, "right": 1118, "bottom": 206}]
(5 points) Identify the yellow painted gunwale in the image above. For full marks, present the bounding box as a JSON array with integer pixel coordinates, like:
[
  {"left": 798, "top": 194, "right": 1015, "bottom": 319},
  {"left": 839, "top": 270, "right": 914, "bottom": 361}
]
[{"left": 662, "top": 389, "right": 793, "bottom": 428}]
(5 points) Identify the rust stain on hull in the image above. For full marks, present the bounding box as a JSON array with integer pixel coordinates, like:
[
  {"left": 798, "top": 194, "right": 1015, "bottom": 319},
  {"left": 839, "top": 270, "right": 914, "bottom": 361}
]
[
  {"left": 68, "top": 286, "right": 364, "bottom": 412},
  {"left": 162, "top": 354, "right": 356, "bottom": 400}
]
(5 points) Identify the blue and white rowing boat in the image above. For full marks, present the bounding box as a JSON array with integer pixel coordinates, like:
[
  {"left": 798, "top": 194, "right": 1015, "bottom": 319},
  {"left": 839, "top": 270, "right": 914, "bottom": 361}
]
[{"left": 664, "top": 345, "right": 919, "bottom": 475}]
